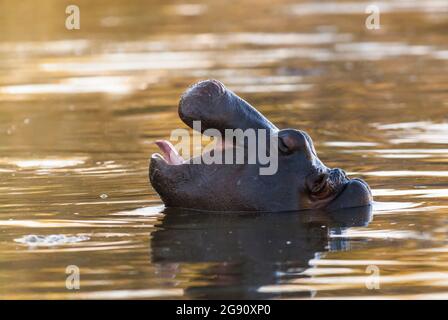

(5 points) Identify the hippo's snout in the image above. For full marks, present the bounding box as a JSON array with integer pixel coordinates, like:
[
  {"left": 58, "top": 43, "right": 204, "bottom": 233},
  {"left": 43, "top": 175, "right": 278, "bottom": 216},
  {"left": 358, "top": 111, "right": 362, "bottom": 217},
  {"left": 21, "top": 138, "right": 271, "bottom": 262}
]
[
  {"left": 181, "top": 79, "right": 226, "bottom": 104},
  {"left": 179, "top": 80, "right": 227, "bottom": 133}
]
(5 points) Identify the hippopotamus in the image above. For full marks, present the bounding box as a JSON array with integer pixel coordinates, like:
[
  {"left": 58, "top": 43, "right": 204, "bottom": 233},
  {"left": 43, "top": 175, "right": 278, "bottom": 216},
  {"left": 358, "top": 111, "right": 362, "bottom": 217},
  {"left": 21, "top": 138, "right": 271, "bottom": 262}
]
[{"left": 149, "top": 79, "right": 372, "bottom": 212}]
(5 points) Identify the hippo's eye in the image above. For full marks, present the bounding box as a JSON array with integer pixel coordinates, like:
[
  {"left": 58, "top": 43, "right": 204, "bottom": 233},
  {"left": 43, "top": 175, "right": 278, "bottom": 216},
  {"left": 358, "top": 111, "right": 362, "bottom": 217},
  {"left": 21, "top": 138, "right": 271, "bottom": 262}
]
[{"left": 278, "top": 136, "right": 293, "bottom": 155}]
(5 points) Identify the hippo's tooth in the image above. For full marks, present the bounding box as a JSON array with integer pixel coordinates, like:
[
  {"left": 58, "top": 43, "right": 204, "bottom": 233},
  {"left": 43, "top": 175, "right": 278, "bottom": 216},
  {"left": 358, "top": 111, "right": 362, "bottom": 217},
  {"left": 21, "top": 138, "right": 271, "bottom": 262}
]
[{"left": 154, "top": 140, "right": 184, "bottom": 165}]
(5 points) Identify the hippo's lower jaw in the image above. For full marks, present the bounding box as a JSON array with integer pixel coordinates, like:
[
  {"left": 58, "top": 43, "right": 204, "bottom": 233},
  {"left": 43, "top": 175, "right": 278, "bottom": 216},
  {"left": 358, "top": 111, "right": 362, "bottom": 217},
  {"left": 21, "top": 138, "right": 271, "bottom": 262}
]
[{"left": 148, "top": 79, "right": 373, "bottom": 212}]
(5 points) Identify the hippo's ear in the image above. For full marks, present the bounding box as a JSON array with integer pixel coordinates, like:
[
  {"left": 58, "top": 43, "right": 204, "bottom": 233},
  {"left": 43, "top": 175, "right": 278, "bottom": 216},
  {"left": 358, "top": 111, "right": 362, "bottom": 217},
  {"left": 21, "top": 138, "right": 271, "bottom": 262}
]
[{"left": 178, "top": 79, "right": 278, "bottom": 136}]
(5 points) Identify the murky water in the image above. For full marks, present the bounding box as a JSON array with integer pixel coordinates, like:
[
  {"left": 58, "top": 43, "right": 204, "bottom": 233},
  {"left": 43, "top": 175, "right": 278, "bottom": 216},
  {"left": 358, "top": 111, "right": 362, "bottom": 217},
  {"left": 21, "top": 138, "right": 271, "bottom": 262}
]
[{"left": 1, "top": 0, "right": 448, "bottom": 299}]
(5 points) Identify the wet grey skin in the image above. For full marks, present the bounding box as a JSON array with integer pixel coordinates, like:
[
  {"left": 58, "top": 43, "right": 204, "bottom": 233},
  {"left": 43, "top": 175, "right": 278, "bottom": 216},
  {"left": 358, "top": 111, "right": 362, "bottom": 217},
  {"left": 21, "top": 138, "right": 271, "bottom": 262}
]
[{"left": 149, "top": 79, "right": 373, "bottom": 212}]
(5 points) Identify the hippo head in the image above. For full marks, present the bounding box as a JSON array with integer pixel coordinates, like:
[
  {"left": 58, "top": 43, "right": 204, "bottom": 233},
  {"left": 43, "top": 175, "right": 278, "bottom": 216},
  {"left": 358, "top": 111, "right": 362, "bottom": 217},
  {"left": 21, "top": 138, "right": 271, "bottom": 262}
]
[{"left": 149, "top": 80, "right": 372, "bottom": 212}]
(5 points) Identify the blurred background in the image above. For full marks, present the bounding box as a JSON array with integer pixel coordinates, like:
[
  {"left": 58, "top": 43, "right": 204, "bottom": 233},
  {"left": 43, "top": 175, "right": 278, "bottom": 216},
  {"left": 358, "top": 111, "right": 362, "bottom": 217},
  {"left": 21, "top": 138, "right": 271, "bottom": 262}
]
[{"left": 0, "top": 0, "right": 448, "bottom": 299}]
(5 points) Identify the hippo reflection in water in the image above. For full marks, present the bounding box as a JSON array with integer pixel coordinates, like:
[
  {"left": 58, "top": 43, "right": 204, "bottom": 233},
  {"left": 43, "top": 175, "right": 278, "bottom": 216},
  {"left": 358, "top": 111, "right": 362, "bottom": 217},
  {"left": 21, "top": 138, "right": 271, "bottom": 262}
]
[
  {"left": 149, "top": 80, "right": 372, "bottom": 212},
  {"left": 151, "top": 206, "right": 373, "bottom": 299}
]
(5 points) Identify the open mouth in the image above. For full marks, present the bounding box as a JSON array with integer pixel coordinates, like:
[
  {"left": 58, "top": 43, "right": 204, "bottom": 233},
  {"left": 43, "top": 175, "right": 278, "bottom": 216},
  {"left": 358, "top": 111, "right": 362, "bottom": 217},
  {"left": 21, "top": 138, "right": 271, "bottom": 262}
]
[
  {"left": 152, "top": 138, "right": 234, "bottom": 166},
  {"left": 153, "top": 140, "right": 185, "bottom": 165}
]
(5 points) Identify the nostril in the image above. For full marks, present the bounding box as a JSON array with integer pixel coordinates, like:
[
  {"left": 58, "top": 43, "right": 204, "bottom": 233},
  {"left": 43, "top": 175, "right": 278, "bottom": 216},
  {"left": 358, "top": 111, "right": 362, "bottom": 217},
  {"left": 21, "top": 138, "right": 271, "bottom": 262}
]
[
  {"left": 187, "top": 79, "right": 226, "bottom": 100},
  {"left": 180, "top": 80, "right": 225, "bottom": 109},
  {"left": 179, "top": 79, "right": 227, "bottom": 130}
]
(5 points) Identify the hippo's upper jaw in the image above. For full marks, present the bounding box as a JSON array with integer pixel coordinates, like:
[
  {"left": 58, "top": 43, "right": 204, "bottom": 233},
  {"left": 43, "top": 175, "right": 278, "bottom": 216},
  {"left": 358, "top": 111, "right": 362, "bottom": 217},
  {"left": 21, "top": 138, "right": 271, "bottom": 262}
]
[{"left": 149, "top": 79, "right": 373, "bottom": 212}]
